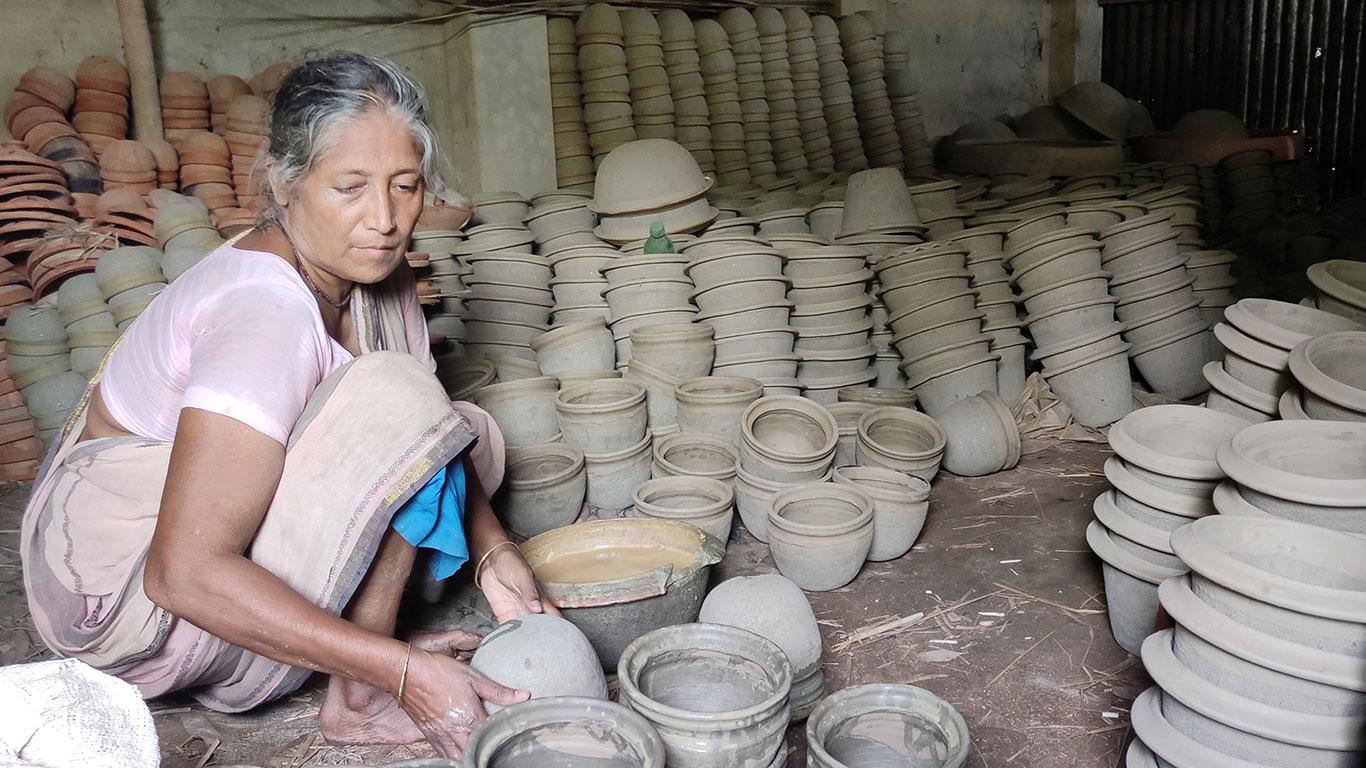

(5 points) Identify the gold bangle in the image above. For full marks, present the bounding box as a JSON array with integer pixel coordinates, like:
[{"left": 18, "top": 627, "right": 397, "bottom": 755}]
[
  {"left": 396, "top": 641, "right": 413, "bottom": 707},
  {"left": 474, "top": 540, "right": 519, "bottom": 590}
]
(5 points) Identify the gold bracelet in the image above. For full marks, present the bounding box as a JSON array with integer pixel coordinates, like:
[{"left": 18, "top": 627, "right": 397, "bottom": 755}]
[
  {"left": 395, "top": 641, "right": 413, "bottom": 707},
  {"left": 474, "top": 540, "right": 519, "bottom": 590}
]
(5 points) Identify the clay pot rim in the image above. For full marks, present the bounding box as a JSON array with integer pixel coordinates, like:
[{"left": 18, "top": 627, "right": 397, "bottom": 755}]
[
  {"left": 1215, "top": 418, "right": 1366, "bottom": 507},
  {"left": 741, "top": 394, "right": 839, "bottom": 461},
  {"left": 1093, "top": 489, "right": 1176, "bottom": 553},
  {"left": 895, "top": 332, "right": 992, "bottom": 369},
  {"left": 1121, "top": 291, "right": 1203, "bottom": 330},
  {"left": 856, "top": 406, "right": 947, "bottom": 460},
  {"left": 713, "top": 324, "right": 797, "bottom": 343},
  {"left": 1086, "top": 519, "right": 1185, "bottom": 584},
  {"left": 674, "top": 375, "right": 765, "bottom": 403},
  {"left": 1127, "top": 317, "right": 1208, "bottom": 357},
  {"left": 1128, "top": 686, "right": 1255, "bottom": 768},
  {"left": 471, "top": 375, "right": 560, "bottom": 406},
  {"left": 694, "top": 299, "right": 794, "bottom": 323},
  {"left": 1288, "top": 331, "right": 1366, "bottom": 413},
  {"left": 1212, "top": 321, "right": 1286, "bottom": 370},
  {"left": 882, "top": 289, "right": 978, "bottom": 329},
  {"left": 529, "top": 318, "right": 608, "bottom": 352},
  {"left": 633, "top": 475, "right": 733, "bottom": 517},
  {"left": 1096, "top": 211, "right": 1174, "bottom": 240},
  {"left": 1016, "top": 269, "right": 1113, "bottom": 304},
  {"left": 506, "top": 441, "right": 586, "bottom": 490},
  {"left": 832, "top": 465, "right": 930, "bottom": 503},
  {"left": 1307, "top": 260, "right": 1366, "bottom": 311},
  {"left": 797, "top": 343, "right": 876, "bottom": 362},
  {"left": 1109, "top": 404, "right": 1251, "bottom": 480},
  {"left": 1108, "top": 256, "right": 1190, "bottom": 292},
  {"left": 788, "top": 294, "right": 872, "bottom": 318},
  {"left": 690, "top": 274, "right": 791, "bottom": 301},
  {"left": 602, "top": 252, "right": 690, "bottom": 272},
  {"left": 1277, "top": 386, "right": 1310, "bottom": 420},
  {"left": 630, "top": 322, "right": 714, "bottom": 344},
  {"left": 1023, "top": 293, "right": 1116, "bottom": 325},
  {"left": 768, "top": 481, "right": 875, "bottom": 537},
  {"left": 1226, "top": 297, "right": 1365, "bottom": 352},
  {"left": 684, "top": 246, "right": 786, "bottom": 273},
  {"left": 1202, "top": 360, "right": 1280, "bottom": 414},
  {"left": 779, "top": 244, "right": 870, "bottom": 261},
  {"left": 877, "top": 268, "right": 974, "bottom": 296},
  {"left": 1007, "top": 241, "right": 1105, "bottom": 286},
  {"left": 464, "top": 291, "right": 555, "bottom": 310},
  {"left": 602, "top": 277, "right": 693, "bottom": 297},
  {"left": 652, "top": 431, "right": 739, "bottom": 474},
  {"left": 888, "top": 310, "right": 985, "bottom": 351},
  {"left": 1039, "top": 335, "right": 1130, "bottom": 377}
]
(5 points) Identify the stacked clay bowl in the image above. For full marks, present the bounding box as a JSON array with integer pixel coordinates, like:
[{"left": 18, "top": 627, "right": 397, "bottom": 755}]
[
  {"left": 142, "top": 138, "right": 178, "bottom": 190},
  {"left": 174, "top": 132, "right": 236, "bottom": 224},
  {"left": 547, "top": 18, "right": 592, "bottom": 190},
  {"left": 577, "top": 3, "right": 637, "bottom": 164},
  {"left": 555, "top": 378, "right": 651, "bottom": 511},
  {"left": 91, "top": 191, "right": 159, "bottom": 248},
  {"left": 7, "top": 68, "right": 80, "bottom": 180},
  {"left": 1130, "top": 516, "right": 1366, "bottom": 765},
  {"left": 0, "top": 142, "right": 77, "bottom": 286},
  {"left": 248, "top": 62, "right": 292, "bottom": 102},
  {"left": 754, "top": 8, "right": 806, "bottom": 178},
  {"left": 1087, "top": 404, "right": 1247, "bottom": 655},
  {"left": 1214, "top": 419, "right": 1366, "bottom": 539},
  {"left": 624, "top": 322, "right": 714, "bottom": 436},
  {"left": 461, "top": 245, "right": 551, "bottom": 363},
  {"left": 839, "top": 14, "right": 900, "bottom": 169},
  {"left": 1307, "top": 259, "right": 1366, "bottom": 325},
  {"left": 684, "top": 232, "right": 798, "bottom": 394},
  {"left": 207, "top": 75, "right": 252, "bottom": 136},
  {"left": 781, "top": 242, "right": 877, "bottom": 403},
  {"left": 590, "top": 139, "right": 717, "bottom": 244},
  {"left": 813, "top": 14, "right": 867, "bottom": 172},
  {"left": 1286, "top": 331, "right": 1366, "bottom": 423},
  {"left": 1206, "top": 299, "right": 1363, "bottom": 423},
  {"left": 1220, "top": 149, "right": 1279, "bottom": 217},
  {"left": 657, "top": 10, "right": 713, "bottom": 175},
  {"left": 602, "top": 249, "right": 696, "bottom": 368},
  {"left": 27, "top": 229, "right": 110, "bottom": 302},
  {"left": 784, "top": 8, "right": 835, "bottom": 174},
  {"left": 94, "top": 245, "right": 166, "bottom": 331},
  {"left": 160, "top": 72, "right": 211, "bottom": 143},
  {"left": 875, "top": 242, "right": 997, "bottom": 418},
  {"left": 719, "top": 8, "right": 776, "bottom": 182},
  {"left": 546, "top": 239, "right": 613, "bottom": 328},
  {"left": 0, "top": 326, "right": 41, "bottom": 483},
  {"left": 72, "top": 57, "right": 130, "bottom": 156},
  {"left": 734, "top": 395, "right": 837, "bottom": 544},
  {"left": 946, "top": 225, "right": 1029, "bottom": 400},
  {"left": 622, "top": 9, "right": 674, "bottom": 141},
  {"left": 5, "top": 304, "right": 86, "bottom": 448},
  {"left": 57, "top": 273, "right": 118, "bottom": 378},
  {"left": 223, "top": 94, "right": 270, "bottom": 209},
  {"left": 98, "top": 139, "right": 156, "bottom": 196},
  {"left": 1184, "top": 249, "right": 1237, "bottom": 327},
  {"left": 695, "top": 18, "right": 750, "bottom": 188}
]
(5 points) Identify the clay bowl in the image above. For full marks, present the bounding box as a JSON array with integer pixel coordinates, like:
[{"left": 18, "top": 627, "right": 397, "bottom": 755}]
[
  {"left": 1307, "top": 260, "right": 1366, "bottom": 325},
  {"left": 1288, "top": 331, "right": 1366, "bottom": 421},
  {"left": 1216, "top": 420, "right": 1366, "bottom": 517},
  {"left": 855, "top": 406, "right": 946, "bottom": 482},
  {"left": 464, "top": 696, "right": 664, "bottom": 768},
  {"left": 766, "top": 482, "right": 875, "bottom": 591},
  {"left": 806, "top": 684, "right": 970, "bottom": 768},
  {"left": 1225, "top": 298, "right": 1364, "bottom": 352}
]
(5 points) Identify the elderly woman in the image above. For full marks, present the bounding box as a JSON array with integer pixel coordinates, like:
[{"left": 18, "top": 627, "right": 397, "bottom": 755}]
[{"left": 20, "top": 53, "right": 547, "bottom": 756}]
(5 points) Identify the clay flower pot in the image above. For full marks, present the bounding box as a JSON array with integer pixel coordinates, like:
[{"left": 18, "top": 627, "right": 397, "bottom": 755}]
[
  {"left": 503, "top": 442, "right": 587, "bottom": 537},
  {"left": 767, "top": 482, "right": 875, "bottom": 590},
  {"left": 532, "top": 318, "right": 615, "bottom": 374},
  {"left": 1307, "top": 260, "right": 1366, "bottom": 325},
  {"left": 469, "top": 613, "right": 607, "bottom": 712},
  {"left": 1288, "top": 331, "right": 1366, "bottom": 421},
  {"left": 582, "top": 430, "right": 654, "bottom": 510},
  {"left": 556, "top": 379, "right": 648, "bottom": 454},
  {"left": 1215, "top": 420, "right": 1366, "bottom": 519},
  {"left": 739, "top": 395, "right": 838, "bottom": 483},
  {"left": 936, "top": 391, "right": 1021, "bottom": 477},
  {"left": 855, "top": 406, "right": 947, "bottom": 482},
  {"left": 1086, "top": 520, "right": 1187, "bottom": 655},
  {"left": 631, "top": 476, "right": 734, "bottom": 542},
  {"left": 464, "top": 697, "right": 664, "bottom": 767},
  {"left": 472, "top": 376, "right": 561, "bottom": 448},
  {"left": 833, "top": 466, "right": 931, "bottom": 561},
  {"left": 806, "top": 684, "right": 970, "bottom": 768}
]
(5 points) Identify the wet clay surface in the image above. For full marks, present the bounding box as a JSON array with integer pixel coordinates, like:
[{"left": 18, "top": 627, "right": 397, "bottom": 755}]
[{"left": 0, "top": 440, "right": 1146, "bottom": 766}]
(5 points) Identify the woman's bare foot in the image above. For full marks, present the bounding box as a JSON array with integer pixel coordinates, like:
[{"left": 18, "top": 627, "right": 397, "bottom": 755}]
[{"left": 319, "top": 675, "right": 424, "bottom": 746}]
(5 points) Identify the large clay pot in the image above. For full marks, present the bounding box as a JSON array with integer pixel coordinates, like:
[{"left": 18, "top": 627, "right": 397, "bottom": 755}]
[
  {"left": 531, "top": 319, "right": 615, "bottom": 374},
  {"left": 936, "top": 391, "right": 1021, "bottom": 476},
  {"left": 618, "top": 623, "right": 791, "bottom": 768},
  {"left": 583, "top": 430, "right": 654, "bottom": 510},
  {"left": 1024, "top": 294, "right": 1117, "bottom": 350},
  {"left": 1288, "top": 331, "right": 1366, "bottom": 421},
  {"left": 1127, "top": 320, "right": 1213, "bottom": 400},
  {"left": 767, "top": 482, "right": 875, "bottom": 591},
  {"left": 473, "top": 377, "right": 561, "bottom": 448},
  {"left": 627, "top": 322, "right": 715, "bottom": 379},
  {"left": 1033, "top": 326, "right": 1133, "bottom": 427},
  {"left": 463, "top": 696, "right": 665, "bottom": 768},
  {"left": 675, "top": 376, "right": 765, "bottom": 444},
  {"left": 738, "top": 396, "right": 837, "bottom": 483},
  {"left": 503, "top": 442, "right": 587, "bottom": 537},
  {"left": 1215, "top": 420, "right": 1366, "bottom": 523},
  {"left": 806, "top": 684, "right": 970, "bottom": 768},
  {"left": 832, "top": 466, "right": 930, "bottom": 561},
  {"left": 855, "top": 406, "right": 947, "bottom": 482}
]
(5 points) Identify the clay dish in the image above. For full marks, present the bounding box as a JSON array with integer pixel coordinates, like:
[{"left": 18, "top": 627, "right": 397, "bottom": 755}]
[
  {"left": 1108, "top": 404, "right": 1251, "bottom": 481},
  {"left": 1224, "top": 298, "right": 1364, "bottom": 351}
]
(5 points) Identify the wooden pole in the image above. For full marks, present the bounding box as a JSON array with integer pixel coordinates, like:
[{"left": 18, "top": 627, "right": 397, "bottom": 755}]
[{"left": 114, "top": 0, "right": 163, "bottom": 141}]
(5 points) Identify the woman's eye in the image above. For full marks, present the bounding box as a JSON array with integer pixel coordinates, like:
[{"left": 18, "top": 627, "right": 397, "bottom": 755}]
[
  {"left": 335, "top": 185, "right": 363, "bottom": 194},
  {"left": 395, "top": 183, "right": 419, "bottom": 193}
]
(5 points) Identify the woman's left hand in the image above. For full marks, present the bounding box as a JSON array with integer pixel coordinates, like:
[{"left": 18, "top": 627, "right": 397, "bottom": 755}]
[{"left": 479, "top": 544, "right": 560, "bottom": 623}]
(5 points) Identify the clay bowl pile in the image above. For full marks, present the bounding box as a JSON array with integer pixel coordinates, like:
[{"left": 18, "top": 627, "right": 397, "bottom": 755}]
[
  {"left": 547, "top": 18, "right": 592, "bottom": 190},
  {"left": 0, "top": 326, "right": 41, "bottom": 483},
  {"left": 945, "top": 225, "right": 1028, "bottom": 401},
  {"left": 159, "top": 72, "right": 210, "bottom": 143},
  {"left": 461, "top": 244, "right": 550, "bottom": 362},
  {"left": 577, "top": 3, "right": 637, "bottom": 163},
  {"left": 621, "top": 322, "right": 714, "bottom": 437},
  {"left": 1307, "top": 259, "right": 1366, "bottom": 325},
  {"left": 780, "top": 242, "right": 877, "bottom": 403},
  {"left": 812, "top": 15, "right": 867, "bottom": 171},
  {"left": 622, "top": 9, "right": 674, "bottom": 142},
  {"left": 412, "top": 201, "right": 473, "bottom": 346},
  {"left": 656, "top": 11, "right": 711, "bottom": 176},
  {"left": 1130, "top": 516, "right": 1366, "bottom": 766},
  {"left": 695, "top": 19, "right": 750, "bottom": 188},
  {"left": 174, "top": 131, "right": 236, "bottom": 225},
  {"left": 1206, "top": 298, "right": 1363, "bottom": 423},
  {"left": 223, "top": 94, "right": 270, "bottom": 209},
  {"left": 546, "top": 237, "right": 614, "bottom": 328},
  {"left": 0, "top": 142, "right": 78, "bottom": 284},
  {"left": 767, "top": 481, "right": 875, "bottom": 592},
  {"left": 206, "top": 75, "right": 252, "bottom": 136},
  {"left": 1183, "top": 248, "right": 1237, "bottom": 326},
  {"left": 1220, "top": 149, "right": 1279, "bottom": 217},
  {"left": 839, "top": 14, "right": 900, "bottom": 169},
  {"left": 555, "top": 378, "right": 652, "bottom": 512},
  {"left": 525, "top": 189, "right": 601, "bottom": 264},
  {"left": 719, "top": 8, "right": 776, "bottom": 183},
  {"left": 90, "top": 192, "right": 158, "bottom": 249},
  {"left": 784, "top": 8, "right": 835, "bottom": 175},
  {"left": 5, "top": 305, "right": 85, "bottom": 449},
  {"left": 27, "top": 229, "right": 111, "bottom": 303},
  {"left": 733, "top": 396, "right": 837, "bottom": 544},
  {"left": 55, "top": 273, "right": 117, "bottom": 378},
  {"left": 590, "top": 139, "right": 717, "bottom": 245},
  {"left": 683, "top": 233, "right": 797, "bottom": 394},
  {"left": 98, "top": 140, "right": 156, "bottom": 196},
  {"left": 1086, "top": 404, "right": 1248, "bottom": 655},
  {"left": 754, "top": 8, "right": 806, "bottom": 177},
  {"left": 673, "top": 375, "right": 764, "bottom": 448},
  {"left": 94, "top": 245, "right": 166, "bottom": 331},
  {"left": 1286, "top": 331, "right": 1366, "bottom": 423},
  {"left": 875, "top": 242, "right": 999, "bottom": 418},
  {"left": 1213, "top": 419, "right": 1366, "bottom": 539},
  {"left": 70, "top": 57, "right": 129, "bottom": 155},
  {"left": 807, "top": 684, "right": 970, "bottom": 768},
  {"left": 601, "top": 252, "right": 696, "bottom": 367}
]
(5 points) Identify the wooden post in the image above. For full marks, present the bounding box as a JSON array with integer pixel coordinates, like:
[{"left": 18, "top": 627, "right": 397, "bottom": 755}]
[{"left": 115, "top": 0, "right": 163, "bottom": 141}]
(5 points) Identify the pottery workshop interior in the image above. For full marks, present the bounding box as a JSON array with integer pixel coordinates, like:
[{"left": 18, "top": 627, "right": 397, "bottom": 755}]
[{"left": 2, "top": 0, "right": 1366, "bottom": 766}]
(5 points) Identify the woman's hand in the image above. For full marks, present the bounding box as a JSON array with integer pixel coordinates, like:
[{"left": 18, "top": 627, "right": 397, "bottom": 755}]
[
  {"left": 478, "top": 544, "right": 561, "bottom": 624},
  {"left": 399, "top": 628, "right": 529, "bottom": 758}
]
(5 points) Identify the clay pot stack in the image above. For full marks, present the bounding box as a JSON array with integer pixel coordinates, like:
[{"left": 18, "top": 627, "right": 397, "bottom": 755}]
[
  {"left": 95, "top": 245, "right": 166, "bottom": 331},
  {"left": 460, "top": 243, "right": 549, "bottom": 362},
  {"left": 173, "top": 131, "right": 235, "bottom": 226},
  {"left": 1220, "top": 149, "right": 1279, "bottom": 218},
  {"left": 720, "top": 8, "right": 776, "bottom": 183},
  {"left": 855, "top": 405, "right": 945, "bottom": 483},
  {"left": 206, "top": 75, "right": 252, "bottom": 136},
  {"left": 223, "top": 94, "right": 269, "bottom": 211},
  {"left": 90, "top": 192, "right": 158, "bottom": 248},
  {"left": 884, "top": 37, "right": 934, "bottom": 177},
  {"left": 784, "top": 8, "right": 834, "bottom": 174},
  {"left": 0, "top": 142, "right": 76, "bottom": 293},
  {"left": 0, "top": 326, "right": 41, "bottom": 483},
  {"left": 602, "top": 253, "right": 695, "bottom": 367},
  {"left": 1130, "top": 515, "right": 1366, "bottom": 766},
  {"left": 947, "top": 225, "right": 1028, "bottom": 401},
  {"left": 577, "top": 3, "right": 637, "bottom": 165},
  {"left": 1086, "top": 404, "right": 1246, "bottom": 655},
  {"left": 1184, "top": 249, "right": 1237, "bottom": 327},
  {"left": 501, "top": 442, "right": 587, "bottom": 538},
  {"left": 159, "top": 72, "right": 211, "bottom": 143},
  {"left": 753, "top": 8, "right": 807, "bottom": 178},
  {"left": 625, "top": 322, "right": 714, "bottom": 437},
  {"left": 412, "top": 201, "right": 473, "bottom": 349},
  {"left": 63, "top": 59, "right": 127, "bottom": 161},
  {"left": 684, "top": 233, "right": 798, "bottom": 395},
  {"left": 56, "top": 274, "right": 117, "bottom": 378},
  {"left": 812, "top": 15, "right": 867, "bottom": 172},
  {"left": 839, "top": 15, "right": 900, "bottom": 171},
  {"left": 151, "top": 190, "right": 222, "bottom": 281},
  {"left": 1206, "top": 298, "right": 1363, "bottom": 423},
  {"left": 97, "top": 140, "right": 156, "bottom": 196},
  {"left": 621, "top": 9, "right": 674, "bottom": 142},
  {"left": 657, "top": 10, "right": 712, "bottom": 175},
  {"left": 27, "top": 229, "right": 111, "bottom": 303},
  {"left": 547, "top": 18, "right": 592, "bottom": 191},
  {"left": 6, "top": 304, "right": 86, "bottom": 449},
  {"left": 733, "top": 396, "right": 837, "bottom": 544},
  {"left": 1286, "top": 331, "right": 1366, "bottom": 424},
  {"left": 832, "top": 464, "right": 930, "bottom": 564},
  {"left": 590, "top": 139, "right": 716, "bottom": 245},
  {"left": 555, "top": 378, "right": 651, "bottom": 511},
  {"left": 547, "top": 243, "right": 613, "bottom": 327},
  {"left": 780, "top": 242, "right": 876, "bottom": 403},
  {"left": 695, "top": 19, "right": 750, "bottom": 189}
]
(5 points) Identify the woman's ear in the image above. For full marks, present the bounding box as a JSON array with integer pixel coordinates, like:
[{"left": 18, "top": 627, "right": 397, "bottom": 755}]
[{"left": 263, "top": 157, "right": 290, "bottom": 210}]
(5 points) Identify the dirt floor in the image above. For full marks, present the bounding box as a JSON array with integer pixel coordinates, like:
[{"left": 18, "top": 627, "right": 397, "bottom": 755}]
[{"left": 0, "top": 437, "right": 1148, "bottom": 767}]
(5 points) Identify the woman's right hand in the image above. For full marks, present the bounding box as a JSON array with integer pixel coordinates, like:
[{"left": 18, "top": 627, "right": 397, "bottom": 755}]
[{"left": 399, "top": 629, "right": 530, "bottom": 758}]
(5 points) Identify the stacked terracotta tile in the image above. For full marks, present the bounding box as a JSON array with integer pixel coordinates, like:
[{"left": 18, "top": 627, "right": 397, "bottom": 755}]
[
  {"left": 695, "top": 19, "right": 750, "bottom": 188},
  {"left": 0, "top": 142, "right": 78, "bottom": 307},
  {"left": 206, "top": 75, "right": 252, "bottom": 136},
  {"left": 159, "top": 72, "right": 211, "bottom": 143},
  {"left": 622, "top": 9, "right": 674, "bottom": 141},
  {"left": 812, "top": 15, "right": 866, "bottom": 172},
  {"left": 71, "top": 57, "right": 130, "bottom": 157},
  {"left": 720, "top": 8, "right": 776, "bottom": 182},
  {"left": 754, "top": 8, "right": 806, "bottom": 178},
  {"left": 548, "top": 18, "right": 593, "bottom": 190},
  {"left": 175, "top": 131, "right": 236, "bottom": 225},
  {"left": 0, "top": 322, "right": 41, "bottom": 483},
  {"left": 223, "top": 94, "right": 268, "bottom": 211},
  {"left": 840, "top": 14, "right": 900, "bottom": 170},
  {"left": 784, "top": 8, "right": 835, "bottom": 174},
  {"left": 657, "top": 10, "right": 713, "bottom": 176}
]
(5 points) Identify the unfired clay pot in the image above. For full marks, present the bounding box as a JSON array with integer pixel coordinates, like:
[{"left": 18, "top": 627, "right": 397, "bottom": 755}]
[
  {"left": 1086, "top": 519, "right": 1187, "bottom": 655},
  {"left": 855, "top": 406, "right": 947, "bottom": 482},
  {"left": 631, "top": 476, "right": 734, "bottom": 542},
  {"left": 469, "top": 613, "right": 607, "bottom": 713},
  {"left": 936, "top": 391, "right": 1022, "bottom": 477},
  {"left": 805, "top": 684, "right": 970, "bottom": 768},
  {"left": 651, "top": 431, "right": 739, "bottom": 484},
  {"left": 473, "top": 377, "right": 561, "bottom": 448},
  {"left": 503, "top": 442, "right": 587, "bottom": 537},
  {"left": 675, "top": 376, "right": 766, "bottom": 444},
  {"left": 556, "top": 379, "right": 648, "bottom": 454},
  {"left": 767, "top": 482, "right": 875, "bottom": 591},
  {"left": 583, "top": 430, "right": 654, "bottom": 510},
  {"left": 832, "top": 466, "right": 931, "bottom": 561},
  {"left": 462, "top": 696, "right": 665, "bottom": 768}
]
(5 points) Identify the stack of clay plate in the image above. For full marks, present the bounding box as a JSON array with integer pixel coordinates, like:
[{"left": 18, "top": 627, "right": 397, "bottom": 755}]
[
  {"left": 548, "top": 18, "right": 592, "bottom": 190},
  {"left": 695, "top": 19, "right": 750, "bottom": 189},
  {"left": 151, "top": 190, "right": 223, "bottom": 281},
  {"left": 0, "top": 142, "right": 77, "bottom": 283},
  {"left": 812, "top": 15, "right": 867, "bottom": 172},
  {"left": 1308, "top": 260, "right": 1366, "bottom": 325},
  {"left": 779, "top": 241, "right": 875, "bottom": 402},
  {"left": 56, "top": 273, "right": 118, "bottom": 378},
  {"left": 174, "top": 132, "right": 236, "bottom": 225},
  {"left": 94, "top": 245, "right": 166, "bottom": 331},
  {"left": 839, "top": 15, "right": 900, "bottom": 170},
  {"left": 1087, "top": 404, "right": 1246, "bottom": 655},
  {"left": 657, "top": 11, "right": 711, "bottom": 175},
  {"left": 782, "top": 9, "right": 833, "bottom": 174},
  {"left": 1184, "top": 249, "right": 1237, "bottom": 327},
  {"left": 548, "top": 241, "right": 614, "bottom": 327},
  {"left": 90, "top": 191, "right": 158, "bottom": 248},
  {"left": 27, "top": 229, "right": 110, "bottom": 302},
  {"left": 720, "top": 8, "right": 776, "bottom": 183},
  {"left": 1093, "top": 212, "right": 1211, "bottom": 399},
  {"left": 753, "top": 8, "right": 806, "bottom": 178},
  {"left": 159, "top": 72, "right": 211, "bottom": 143},
  {"left": 223, "top": 94, "right": 269, "bottom": 212},
  {"left": 1220, "top": 149, "right": 1279, "bottom": 217},
  {"left": 590, "top": 139, "right": 717, "bottom": 245},
  {"left": 947, "top": 225, "right": 1028, "bottom": 400},
  {"left": 1129, "top": 515, "right": 1366, "bottom": 766},
  {"left": 621, "top": 9, "right": 673, "bottom": 142},
  {"left": 1207, "top": 298, "right": 1363, "bottom": 423},
  {"left": 684, "top": 232, "right": 798, "bottom": 395},
  {"left": 70, "top": 58, "right": 128, "bottom": 157},
  {"left": 206, "top": 75, "right": 252, "bottom": 136},
  {"left": 97, "top": 140, "right": 156, "bottom": 196},
  {"left": 875, "top": 241, "right": 997, "bottom": 417},
  {"left": 0, "top": 323, "right": 40, "bottom": 483},
  {"left": 578, "top": 3, "right": 636, "bottom": 165}
]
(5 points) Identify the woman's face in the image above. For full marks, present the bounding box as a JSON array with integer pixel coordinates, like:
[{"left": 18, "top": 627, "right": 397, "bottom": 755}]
[{"left": 277, "top": 107, "right": 425, "bottom": 286}]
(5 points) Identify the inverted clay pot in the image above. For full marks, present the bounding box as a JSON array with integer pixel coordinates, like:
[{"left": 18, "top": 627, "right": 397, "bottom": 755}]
[
  {"left": 767, "top": 482, "right": 875, "bottom": 591},
  {"left": 936, "top": 391, "right": 1021, "bottom": 477},
  {"left": 1035, "top": 329, "right": 1133, "bottom": 427},
  {"left": 469, "top": 613, "right": 608, "bottom": 713},
  {"left": 832, "top": 466, "right": 931, "bottom": 561}
]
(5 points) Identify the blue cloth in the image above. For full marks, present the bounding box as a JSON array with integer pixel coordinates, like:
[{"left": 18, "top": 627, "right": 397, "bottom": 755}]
[{"left": 390, "top": 458, "right": 469, "bottom": 580}]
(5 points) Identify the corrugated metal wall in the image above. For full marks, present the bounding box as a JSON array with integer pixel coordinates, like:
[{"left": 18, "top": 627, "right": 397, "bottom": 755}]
[{"left": 1101, "top": 0, "right": 1365, "bottom": 202}]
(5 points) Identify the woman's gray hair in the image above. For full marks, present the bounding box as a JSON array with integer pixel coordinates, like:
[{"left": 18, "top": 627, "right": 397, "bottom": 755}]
[{"left": 255, "top": 52, "right": 446, "bottom": 226}]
